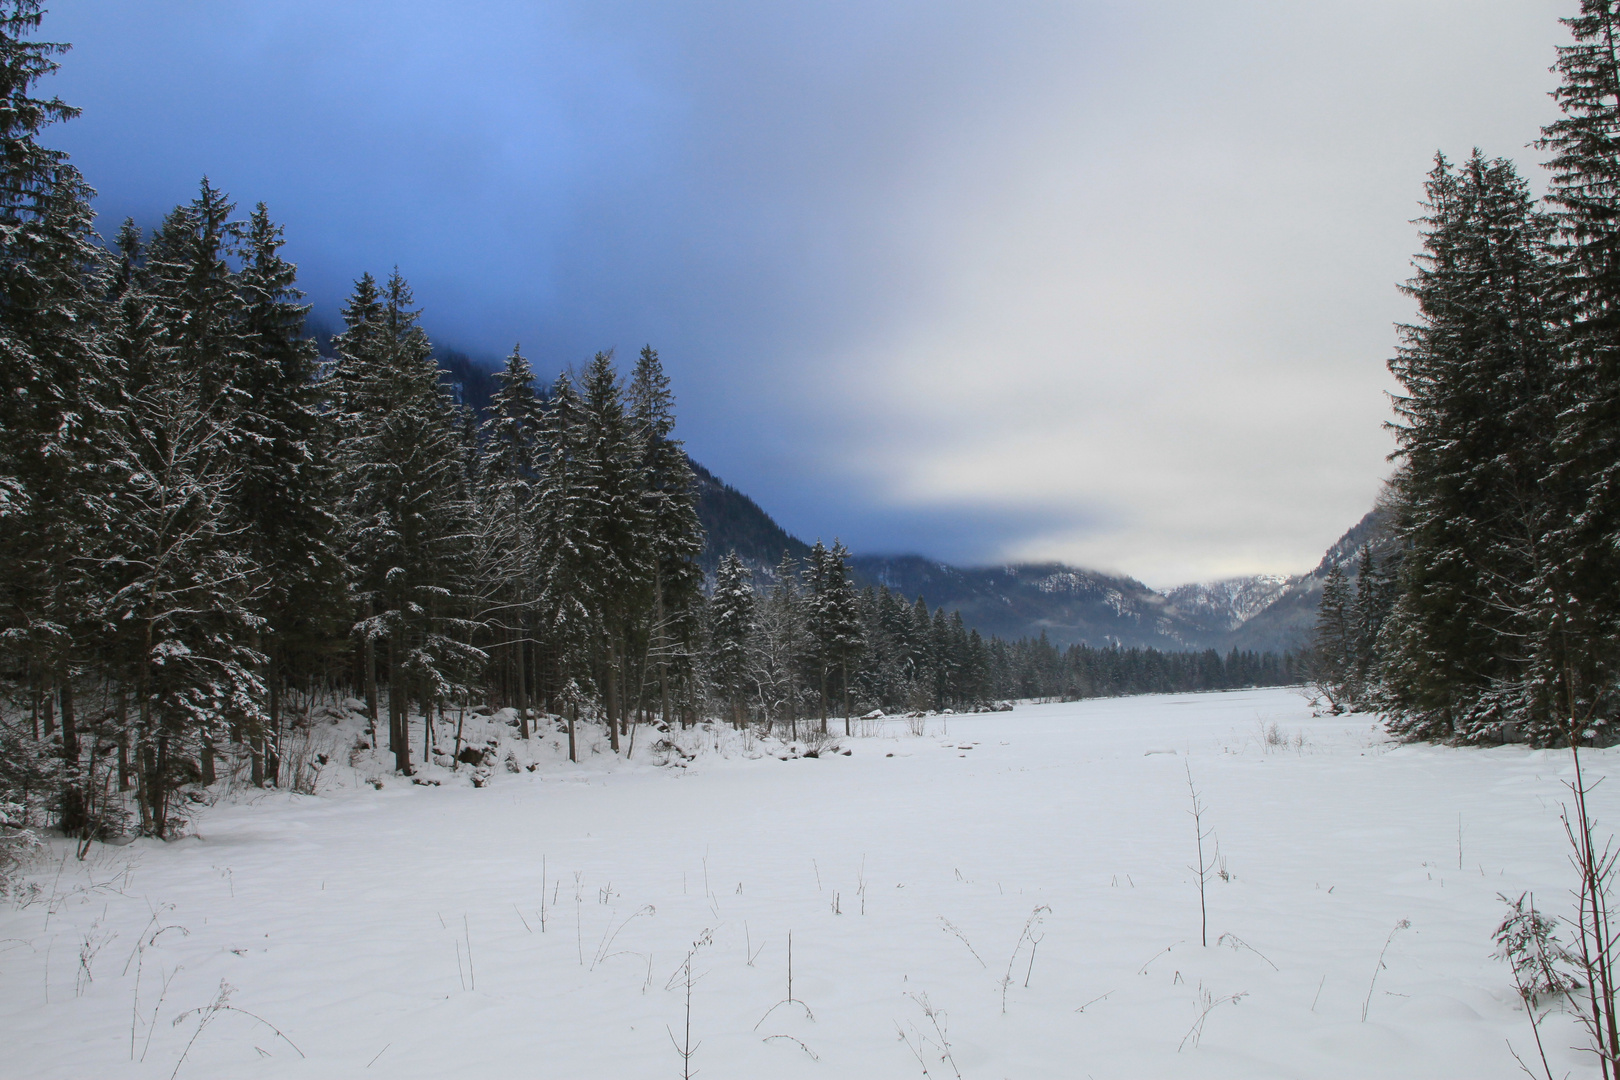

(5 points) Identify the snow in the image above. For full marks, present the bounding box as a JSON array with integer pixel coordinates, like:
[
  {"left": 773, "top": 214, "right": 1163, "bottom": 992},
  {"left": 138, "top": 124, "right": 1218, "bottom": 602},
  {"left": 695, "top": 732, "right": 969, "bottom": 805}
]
[{"left": 1, "top": 687, "right": 1608, "bottom": 1078}]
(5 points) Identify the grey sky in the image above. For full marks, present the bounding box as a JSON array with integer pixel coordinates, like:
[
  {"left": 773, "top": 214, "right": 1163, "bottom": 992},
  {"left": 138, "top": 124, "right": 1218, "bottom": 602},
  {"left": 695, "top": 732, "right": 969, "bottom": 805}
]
[{"left": 44, "top": 0, "right": 1568, "bottom": 586}]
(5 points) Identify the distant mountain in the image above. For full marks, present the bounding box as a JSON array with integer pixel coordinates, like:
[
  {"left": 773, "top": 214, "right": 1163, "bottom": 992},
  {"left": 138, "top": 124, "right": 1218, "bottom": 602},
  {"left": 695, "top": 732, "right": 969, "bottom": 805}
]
[
  {"left": 418, "top": 350, "right": 1369, "bottom": 654},
  {"left": 1223, "top": 505, "right": 1396, "bottom": 653},
  {"left": 1164, "top": 575, "right": 1294, "bottom": 632},
  {"left": 691, "top": 457, "right": 1392, "bottom": 655},
  {"left": 419, "top": 352, "right": 1356, "bottom": 655},
  {"left": 849, "top": 556, "right": 1217, "bottom": 650}
]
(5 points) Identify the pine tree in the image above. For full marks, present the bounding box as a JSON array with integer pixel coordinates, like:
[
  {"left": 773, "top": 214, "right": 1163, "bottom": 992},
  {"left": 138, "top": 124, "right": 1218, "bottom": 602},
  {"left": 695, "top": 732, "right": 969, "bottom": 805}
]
[
  {"left": 231, "top": 202, "right": 344, "bottom": 782},
  {"left": 576, "top": 351, "right": 651, "bottom": 750},
  {"left": 708, "top": 552, "right": 755, "bottom": 728},
  {"left": 821, "top": 541, "right": 864, "bottom": 732},
  {"left": 533, "top": 371, "right": 597, "bottom": 759},
  {"left": 1536, "top": 0, "right": 1620, "bottom": 736},
  {"left": 1380, "top": 152, "right": 1563, "bottom": 741},
  {"left": 1310, "top": 565, "right": 1354, "bottom": 714},
  {"left": 628, "top": 346, "right": 704, "bottom": 728},
  {"left": 100, "top": 198, "right": 263, "bottom": 834},
  {"left": 750, "top": 552, "right": 807, "bottom": 736},
  {"left": 479, "top": 346, "right": 541, "bottom": 737},
  {"left": 802, "top": 540, "right": 835, "bottom": 733},
  {"left": 1349, "top": 545, "right": 1387, "bottom": 709},
  {"left": 0, "top": 2, "right": 110, "bottom": 835},
  {"left": 332, "top": 271, "right": 479, "bottom": 774}
]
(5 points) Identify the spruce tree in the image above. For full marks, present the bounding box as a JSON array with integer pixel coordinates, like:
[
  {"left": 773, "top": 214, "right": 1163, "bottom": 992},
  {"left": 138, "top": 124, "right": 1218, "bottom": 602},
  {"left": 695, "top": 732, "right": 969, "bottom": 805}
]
[
  {"left": 821, "top": 541, "right": 865, "bottom": 732},
  {"left": 479, "top": 346, "right": 541, "bottom": 737},
  {"left": 1536, "top": 0, "right": 1620, "bottom": 735},
  {"left": 628, "top": 346, "right": 704, "bottom": 728},
  {"left": 101, "top": 200, "right": 262, "bottom": 834},
  {"left": 1380, "top": 153, "right": 1562, "bottom": 740},
  {"left": 0, "top": 1, "right": 111, "bottom": 834},
  {"left": 708, "top": 552, "right": 755, "bottom": 728},
  {"left": 231, "top": 203, "right": 344, "bottom": 780},
  {"left": 331, "top": 271, "right": 478, "bottom": 773},
  {"left": 576, "top": 351, "right": 649, "bottom": 750},
  {"left": 533, "top": 371, "right": 597, "bottom": 757},
  {"left": 750, "top": 552, "right": 807, "bottom": 736},
  {"left": 1310, "top": 566, "right": 1354, "bottom": 714}
]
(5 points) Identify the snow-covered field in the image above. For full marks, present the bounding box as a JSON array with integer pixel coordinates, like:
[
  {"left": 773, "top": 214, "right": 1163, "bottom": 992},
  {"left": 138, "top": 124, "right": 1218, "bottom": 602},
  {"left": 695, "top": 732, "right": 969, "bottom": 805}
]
[{"left": 1, "top": 687, "right": 1609, "bottom": 1078}]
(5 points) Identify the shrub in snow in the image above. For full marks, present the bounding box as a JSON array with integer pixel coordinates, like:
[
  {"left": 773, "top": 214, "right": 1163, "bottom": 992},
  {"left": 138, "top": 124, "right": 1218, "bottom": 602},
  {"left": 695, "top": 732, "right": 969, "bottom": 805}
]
[
  {"left": 1494, "top": 892, "right": 1579, "bottom": 1003},
  {"left": 0, "top": 824, "right": 44, "bottom": 903}
]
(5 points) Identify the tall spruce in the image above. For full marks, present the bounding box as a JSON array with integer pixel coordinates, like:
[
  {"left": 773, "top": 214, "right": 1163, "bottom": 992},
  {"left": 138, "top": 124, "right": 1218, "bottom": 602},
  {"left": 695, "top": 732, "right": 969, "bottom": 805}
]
[
  {"left": 0, "top": 1, "right": 110, "bottom": 835},
  {"left": 1380, "top": 153, "right": 1563, "bottom": 741},
  {"left": 708, "top": 552, "right": 755, "bottom": 728},
  {"left": 479, "top": 346, "right": 541, "bottom": 737},
  {"left": 533, "top": 371, "right": 596, "bottom": 758},
  {"left": 1537, "top": 0, "right": 1620, "bottom": 735},
  {"left": 102, "top": 194, "right": 264, "bottom": 834},
  {"left": 576, "top": 351, "right": 648, "bottom": 750},
  {"left": 332, "top": 271, "right": 479, "bottom": 774},
  {"left": 627, "top": 346, "right": 704, "bottom": 728},
  {"left": 232, "top": 203, "right": 343, "bottom": 781}
]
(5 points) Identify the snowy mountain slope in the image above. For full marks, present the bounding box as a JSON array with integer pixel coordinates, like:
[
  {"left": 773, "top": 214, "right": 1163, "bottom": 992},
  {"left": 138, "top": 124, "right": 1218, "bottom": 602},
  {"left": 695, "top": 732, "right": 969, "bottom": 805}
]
[
  {"left": 691, "top": 459, "right": 812, "bottom": 575},
  {"left": 1164, "top": 574, "right": 1296, "bottom": 632},
  {"left": 693, "top": 459, "right": 1387, "bottom": 653},
  {"left": 1225, "top": 506, "right": 1396, "bottom": 653}
]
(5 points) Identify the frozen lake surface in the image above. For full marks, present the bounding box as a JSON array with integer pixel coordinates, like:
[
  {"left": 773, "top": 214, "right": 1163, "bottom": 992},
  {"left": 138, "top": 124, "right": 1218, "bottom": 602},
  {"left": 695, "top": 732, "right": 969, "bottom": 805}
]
[{"left": 1, "top": 686, "right": 1607, "bottom": 1078}]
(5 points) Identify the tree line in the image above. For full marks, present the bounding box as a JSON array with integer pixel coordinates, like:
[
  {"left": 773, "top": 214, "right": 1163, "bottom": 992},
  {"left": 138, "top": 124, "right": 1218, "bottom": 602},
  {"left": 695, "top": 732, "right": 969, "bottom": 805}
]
[
  {"left": 708, "top": 550, "right": 1298, "bottom": 731},
  {"left": 1308, "top": 2, "right": 1620, "bottom": 747},
  {"left": 0, "top": 3, "right": 1295, "bottom": 845}
]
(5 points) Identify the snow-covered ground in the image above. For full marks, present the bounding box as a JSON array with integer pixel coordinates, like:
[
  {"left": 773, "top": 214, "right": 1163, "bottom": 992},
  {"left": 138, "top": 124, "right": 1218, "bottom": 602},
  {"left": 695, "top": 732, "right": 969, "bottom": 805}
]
[{"left": 1, "top": 687, "right": 1609, "bottom": 1078}]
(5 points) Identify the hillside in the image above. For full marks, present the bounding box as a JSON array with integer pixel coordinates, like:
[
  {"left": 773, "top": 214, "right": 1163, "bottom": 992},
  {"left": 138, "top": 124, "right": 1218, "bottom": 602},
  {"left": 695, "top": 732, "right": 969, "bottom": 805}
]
[
  {"left": 1224, "top": 505, "right": 1396, "bottom": 653},
  {"left": 692, "top": 460, "right": 812, "bottom": 575},
  {"left": 850, "top": 556, "right": 1219, "bottom": 650},
  {"left": 692, "top": 457, "right": 1381, "bottom": 653}
]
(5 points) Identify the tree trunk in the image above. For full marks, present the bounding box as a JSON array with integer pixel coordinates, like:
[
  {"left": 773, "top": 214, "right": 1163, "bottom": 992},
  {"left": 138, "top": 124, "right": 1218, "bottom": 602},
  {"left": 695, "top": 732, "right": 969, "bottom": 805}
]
[
  {"left": 819, "top": 670, "right": 829, "bottom": 735},
  {"left": 117, "top": 692, "right": 132, "bottom": 792},
  {"left": 843, "top": 661, "right": 852, "bottom": 737},
  {"left": 363, "top": 603, "right": 378, "bottom": 743},
  {"left": 654, "top": 561, "right": 671, "bottom": 729},
  {"left": 264, "top": 645, "right": 282, "bottom": 787},
  {"left": 150, "top": 735, "right": 169, "bottom": 839},
  {"left": 137, "top": 730, "right": 155, "bottom": 836},
  {"left": 605, "top": 640, "right": 622, "bottom": 752},
  {"left": 389, "top": 635, "right": 412, "bottom": 774},
  {"left": 58, "top": 677, "right": 86, "bottom": 834},
  {"left": 516, "top": 624, "right": 530, "bottom": 740}
]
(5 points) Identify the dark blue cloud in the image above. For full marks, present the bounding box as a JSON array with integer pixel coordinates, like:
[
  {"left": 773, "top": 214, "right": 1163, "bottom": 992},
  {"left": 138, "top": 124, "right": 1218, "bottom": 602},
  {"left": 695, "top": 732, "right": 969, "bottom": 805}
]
[{"left": 34, "top": 1, "right": 1563, "bottom": 581}]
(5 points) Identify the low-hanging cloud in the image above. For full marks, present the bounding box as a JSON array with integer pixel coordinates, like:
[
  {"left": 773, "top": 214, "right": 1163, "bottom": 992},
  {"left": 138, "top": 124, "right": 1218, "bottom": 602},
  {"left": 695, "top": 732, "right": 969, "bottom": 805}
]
[{"left": 44, "top": 0, "right": 1568, "bottom": 586}]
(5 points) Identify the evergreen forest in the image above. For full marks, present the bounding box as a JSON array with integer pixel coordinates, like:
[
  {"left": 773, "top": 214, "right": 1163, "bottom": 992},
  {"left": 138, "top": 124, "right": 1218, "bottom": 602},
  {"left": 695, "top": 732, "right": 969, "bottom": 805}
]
[{"left": 0, "top": 3, "right": 1296, "bottom": 845}]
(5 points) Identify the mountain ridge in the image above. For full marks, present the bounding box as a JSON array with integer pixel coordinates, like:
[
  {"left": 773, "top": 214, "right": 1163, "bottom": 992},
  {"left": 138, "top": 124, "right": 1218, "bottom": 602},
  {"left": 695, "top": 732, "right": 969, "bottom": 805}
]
[{"left": 692, "top": 459, "right": 1383, "bottom": 653}]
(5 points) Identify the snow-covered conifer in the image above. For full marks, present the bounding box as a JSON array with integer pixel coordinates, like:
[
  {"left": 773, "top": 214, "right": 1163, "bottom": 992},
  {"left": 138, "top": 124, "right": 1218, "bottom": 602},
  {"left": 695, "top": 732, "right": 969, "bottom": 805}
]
[
  {"left": 1380, "top": 153, "right": 1562, "bottom": 740},
  {"left": 708, "top": 552, "right": 755, "bottom": 727},
  {"left": 628, "top": 346, "right": 704, "bottom": 727}
]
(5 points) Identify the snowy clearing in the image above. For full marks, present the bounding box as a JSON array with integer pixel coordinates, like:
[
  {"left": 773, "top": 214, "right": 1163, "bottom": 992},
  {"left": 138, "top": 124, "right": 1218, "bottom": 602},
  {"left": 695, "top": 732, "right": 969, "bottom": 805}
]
[{"left": 1, "top": 687, "right": 1607, "bottom": 1079}]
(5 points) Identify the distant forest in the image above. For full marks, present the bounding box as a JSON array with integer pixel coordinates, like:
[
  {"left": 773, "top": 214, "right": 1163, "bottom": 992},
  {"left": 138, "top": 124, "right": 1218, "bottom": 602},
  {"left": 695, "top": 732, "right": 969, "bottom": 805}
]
[{"left": 0, "top": 3, "right": 1294, "bottom": 845}]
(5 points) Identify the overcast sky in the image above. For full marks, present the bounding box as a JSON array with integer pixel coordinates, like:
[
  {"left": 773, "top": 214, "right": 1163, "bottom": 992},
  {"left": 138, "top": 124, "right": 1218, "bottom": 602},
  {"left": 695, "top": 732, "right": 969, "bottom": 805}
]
[{"left": 43, "top": 0, "right": 1570, "bottom": 587}]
